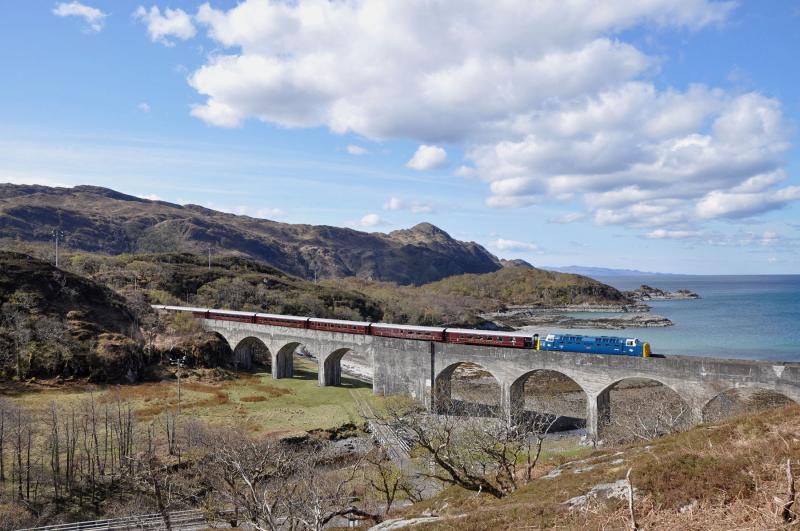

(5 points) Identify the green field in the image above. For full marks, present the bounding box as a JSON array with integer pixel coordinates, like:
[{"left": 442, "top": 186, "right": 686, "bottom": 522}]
[{"left": 4, "top": 358, "right": 378, "bottom": 436}]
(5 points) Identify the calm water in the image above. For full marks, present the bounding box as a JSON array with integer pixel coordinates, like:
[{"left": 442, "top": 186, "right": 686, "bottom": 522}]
[{"left": 557, "top": 275, "right": 800, "bottom": 362}]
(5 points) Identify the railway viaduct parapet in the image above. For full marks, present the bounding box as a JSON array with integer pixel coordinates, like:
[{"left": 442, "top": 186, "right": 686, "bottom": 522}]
[{"left": 201, "top": 318, "right": 800, "bottom": 439}]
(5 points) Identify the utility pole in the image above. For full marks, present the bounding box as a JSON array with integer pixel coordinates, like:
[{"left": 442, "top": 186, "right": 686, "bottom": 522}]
[
  {"left": 52, "top": 229, "right": 64, "bottom": 268},
  {"left": 175, "top": 356, "right": 184, "bottom": 415},
  {"left": 208, "top": 246, "right": 212, "bottom": 271}
]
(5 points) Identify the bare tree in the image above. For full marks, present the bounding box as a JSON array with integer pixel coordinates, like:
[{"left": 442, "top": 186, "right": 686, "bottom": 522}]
[
  {"left": 603, "top": 397, "right": 690, "bottom": 444},
  {"left": 133, "top": 426, "right": 175, "bottom": 531},
  {"left": 205, "top": 431, "right": 300, "bottom": 531},
  {"left": 381, "top": 401, "right": 558, "bottom": 499},
  {"left": 0, "top": 398, "right": 8, "bottom": 483},
  {"left": 1, "top": 296, "right": 34, "bottom": 379},
  {"left": 290, "top": 453, "right": 372, "bottom": 531},
  {"left": 364, "top": 448, "right": 405, "bottom": 517}
]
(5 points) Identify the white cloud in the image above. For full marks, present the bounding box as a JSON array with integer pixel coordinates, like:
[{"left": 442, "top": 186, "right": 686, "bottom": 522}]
[
  {"left": 492, "top": 239, "right": 539, "bottom": 252},
  {"left": 382, "top": 196, "right": 434, "bottom": 214},
  {"left": 358, "top": 213, "right": 387, "bottom": 228},
  {"left": 255, "top": 207, "right": 286, "bottom": 219},
  {"left": 210, "top": 204, "right": 285, "bottom": 219},
  {"left": 761, "top": 231, "right": 778, "bottom": 246},
  {"left": 53, "top": 2, "right": 107, "bottom": 32},
  {"left": 411, "top": 204, "right": 434, "bottom": 214},
  {"left": 477, "top": 89, "right": 793, "bottom": 225},
  {"left": 137, "top": 102, "right": 151, "bottom": 113},
  {"left": 189, "top": 0, "right": 730, "bottom": 137},
  {"left": 383, "top": 197, "right": 404, "bottom": 211},
  {"left": 1, "top": 173, "right": 71, "bottom": 188},
  {"left": 139, "top": 193, "right": 161, "bottom": 201},
  {"left": 178, "top": 0, "right": 798, "bottom": 233},
  {"left": 346, "top": 144, "right": 369, "bottom": 156},
  {"left": 134, "top": 6, "right": 196, "bottom": 47},
  {"left": 549, "top": 212, "right": 586, "bottom": 224},
  {"left": 454, "top": 165, "right": 477, "bottom": 178},
  {"left": 700, "top": 229, "right": 794, "bottom": 249},
  {"left": 695, "top": 186, "right": 800, "bottom": 220},
  {"left": 406, "top": 145, "right": 448, "bottom": 171},
  {"left": 644, "top": 229, "right": 702, "bottom": 239}
]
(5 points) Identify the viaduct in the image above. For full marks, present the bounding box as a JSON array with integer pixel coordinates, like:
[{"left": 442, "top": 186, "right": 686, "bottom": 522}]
[{"left": 197, "top": 317, "right": 800, "bottom": 439}]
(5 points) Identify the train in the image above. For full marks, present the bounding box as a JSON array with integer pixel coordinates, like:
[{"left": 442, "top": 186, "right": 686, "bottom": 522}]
[{"left": 152, "top": 305, "right": 651, "bottom": 357}]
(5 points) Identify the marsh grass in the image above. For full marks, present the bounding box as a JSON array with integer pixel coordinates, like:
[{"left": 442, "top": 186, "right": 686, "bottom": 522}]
[{"left": 4, "top": 357, "right": 377, "bottom": 435}]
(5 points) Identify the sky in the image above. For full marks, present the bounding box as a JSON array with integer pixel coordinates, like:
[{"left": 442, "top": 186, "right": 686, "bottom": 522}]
[{"left": 1, "top": 1, "right": 799, "bottom": 275}]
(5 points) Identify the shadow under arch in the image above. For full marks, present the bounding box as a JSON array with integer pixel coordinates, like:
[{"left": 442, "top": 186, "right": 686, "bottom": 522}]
[
  {"left": 510, "top": 369, "right": 587, "bottom": 431},
  {"left": 322, "top": 348, "right": 371, "bottom": 388},
  {"left": 232, "top": 336, "right": 272, "bottom": 371},
  {"left": 434, "top": 362, "right": 501, "bottom": 417},
  {"left": 597, "top": 377, "right": 691, "bottom": 443},
  {"left": 702, "top": 387, "right": 799, "bottom": 423}
]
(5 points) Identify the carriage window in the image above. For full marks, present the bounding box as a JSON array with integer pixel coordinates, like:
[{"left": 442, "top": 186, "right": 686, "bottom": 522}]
[{"left": 626, "top": 339, "right": 635, "bottom": 347}]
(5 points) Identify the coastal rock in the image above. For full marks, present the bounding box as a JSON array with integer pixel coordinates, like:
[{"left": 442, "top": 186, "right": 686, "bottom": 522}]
[
  {"left": 623, "top": 284, "right": 700, "bottom": 301},
  {"left": 484, "top": 308, "right": 673, "bottom": 330}
]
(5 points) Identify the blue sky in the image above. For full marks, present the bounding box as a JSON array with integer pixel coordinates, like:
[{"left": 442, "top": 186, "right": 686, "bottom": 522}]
[{"left": 1, "top": 1, "right": 798, "bottom": 274}]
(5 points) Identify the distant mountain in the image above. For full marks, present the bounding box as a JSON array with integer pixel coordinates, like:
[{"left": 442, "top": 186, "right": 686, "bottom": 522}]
[
  {"left": 500, "top": 258, "right": 535, "bottom": 269},
  {"left": 0, "top": 184, "right": 502, "bottom": 285},
  {"left": 545, "top": 265, "right": 674, "bottom": 277}
]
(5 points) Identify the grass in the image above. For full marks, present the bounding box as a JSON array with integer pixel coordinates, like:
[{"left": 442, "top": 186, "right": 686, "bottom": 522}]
[{"left": 4, "top": 357, "right": 378, "bottom": 436}]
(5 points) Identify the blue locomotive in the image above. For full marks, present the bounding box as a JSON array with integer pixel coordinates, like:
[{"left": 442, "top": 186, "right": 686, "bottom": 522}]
[{"left": 539, "top": 333, "right": 651, "bottom": 357}]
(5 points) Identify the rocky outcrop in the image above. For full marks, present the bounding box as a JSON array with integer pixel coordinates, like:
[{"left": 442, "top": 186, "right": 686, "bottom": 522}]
[
  {"left": 0, "top": 251, "right": 144, "bottom": 381},
  {"left": 624, "top": 284, "right": 700, "bottom": 301},
  {"left": 486, "top": 308, "right": 673, "bottom": 329}
]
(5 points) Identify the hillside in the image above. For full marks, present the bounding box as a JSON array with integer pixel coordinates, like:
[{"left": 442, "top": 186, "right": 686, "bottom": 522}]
[
  {"left": 324, "top": 266, "right": 632, "bottom": 327},
  {"left": 391, "top": 404, "right": 800, "bottom": 530},
  {"left": 30, "top": 251, "right": 626, "bottom": 327},
  {"left": 65, "top": 251, "right": 387, "bottom": 322},
  {"left": 0, "top": 184, "right": 501, "bottom": 285},
  {"left": 0, "top": 251, "right": 143, "bottom": 381},
  {"left": 423, "top": 266, "right": 630, "bottom": 307}
]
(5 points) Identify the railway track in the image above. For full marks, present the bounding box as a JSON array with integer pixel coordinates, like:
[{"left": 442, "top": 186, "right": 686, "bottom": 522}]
[{"left": 350, "top": 390, "right": 413, "bottom": 470}]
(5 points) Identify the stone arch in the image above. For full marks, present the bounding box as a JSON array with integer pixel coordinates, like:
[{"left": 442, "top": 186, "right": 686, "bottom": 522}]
[
  {"left": 321, "top": 347, "right": 371, "bottom": 388},
  {"left": 510, "top": 370, "right": 588, "bottom": 431},
  {"left": 596, "top": 377, "right": 691, "bottom": 443},
  {"left": 322, "top": 348, "right": 351, "bottom": 387},
  {"left": 702, "top": 386, "right": 799, "bottom": 423},
  {"left": 232, "top": 336, "right": 271, "bottom": 372},
  {"left": 434, "top": 362, "right": 502, "bottom": 417},
  {"left": 272, "top": 341, "right": 304, "bottom": 380}
]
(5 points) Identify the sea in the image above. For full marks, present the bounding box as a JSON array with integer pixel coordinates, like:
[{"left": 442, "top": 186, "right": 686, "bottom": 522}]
[{"left": 557, "top": 275, "right": 800, "bottom": 362}]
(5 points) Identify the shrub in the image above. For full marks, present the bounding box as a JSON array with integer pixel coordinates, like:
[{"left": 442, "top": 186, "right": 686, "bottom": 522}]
[{"left": 634, "top": 453, "right": 753, "bottom": 508}]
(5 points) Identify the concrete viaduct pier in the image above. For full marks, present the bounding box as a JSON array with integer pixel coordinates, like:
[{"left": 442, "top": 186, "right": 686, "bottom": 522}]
[{"left": 201, "top": 318, "right": 800, "bottom": 439}]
